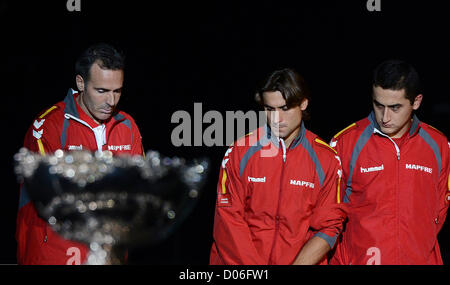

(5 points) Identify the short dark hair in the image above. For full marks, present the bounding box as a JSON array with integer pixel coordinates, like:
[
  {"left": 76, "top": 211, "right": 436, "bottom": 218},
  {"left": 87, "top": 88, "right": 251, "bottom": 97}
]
[
  {"left": 373, "top": 59, "right": 421, "bottom": 104},
  {"left": 75, "top": 43, "right": 125, "bottom": 82},
  {"left": 255, "top": 68, "right": 311, "bottom": 119}
]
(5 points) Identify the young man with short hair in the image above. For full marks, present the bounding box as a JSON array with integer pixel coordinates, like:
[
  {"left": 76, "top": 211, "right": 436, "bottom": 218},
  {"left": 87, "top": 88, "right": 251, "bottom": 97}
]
[
  {"left": 330, "top": 60, "right": 450, "bottom": 265},
  {"left": 210, "top": 68, "right": 347, "bottom": 265}
]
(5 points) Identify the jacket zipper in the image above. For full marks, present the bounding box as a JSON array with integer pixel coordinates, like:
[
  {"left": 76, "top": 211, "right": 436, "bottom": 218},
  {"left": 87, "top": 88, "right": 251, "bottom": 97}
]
[
  {"left": 396, "top": 149, "right": 400, "bottom": 263},
  {"left": 268, "top": 138, "right": 287, "bottom": 264},
  {"left": 43, "top": 225, "right": 48, "bottom": 244},
  {"left": 64, "top": 113, "right": 106, "bottom": 153},
  {"left": 374, "top": 129, "right": 401, "bottom": 263}
]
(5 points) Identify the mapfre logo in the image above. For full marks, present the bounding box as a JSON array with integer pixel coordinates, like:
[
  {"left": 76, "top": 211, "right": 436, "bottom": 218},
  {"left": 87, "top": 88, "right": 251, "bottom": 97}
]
[
  {"left": 108, "top": 145, "right": 131, "bottom": 151},
  {"left": 290, "top": 179, "right": 315, "bottom": 189},
  {"left": 405, "top": 163, "right": 432, "bottom": 174}
]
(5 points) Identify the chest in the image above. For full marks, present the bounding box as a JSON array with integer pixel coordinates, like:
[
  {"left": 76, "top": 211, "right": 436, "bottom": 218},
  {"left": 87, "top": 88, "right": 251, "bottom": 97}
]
[
  {"left": 64, "top": 122, "right": 133, "bottom": 155},
  {"left": 241, "top": 152, "right": 321, "bottom": 214}
]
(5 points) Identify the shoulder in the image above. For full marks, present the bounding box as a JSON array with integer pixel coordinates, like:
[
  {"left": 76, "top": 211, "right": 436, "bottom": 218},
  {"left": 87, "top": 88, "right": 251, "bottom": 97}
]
[
  {"left": 332, "top": 117, "right": 370, "bottom": 141},
  {"left": 304, "top": 130, "right": 339, "bottom": 165},
  {"left": 304, "top": 129, "right": 337, "bottom": 155},
  {"left": 329, "top": 118, "right": 371, "bottom": 150},
  {"left": 115, "top": 110, "right": 138, "bottom": 125},
  {"left": 418, "top": 122, "right": 449, "bottom": 150},
  {"left": 420, "top": 122, "right": 448, "bottom": 140},
  {"left": 113, "top": 111, "right": 142, "bottom": 134},
  {"left": 24, "top": 103, "right": 64, "bottom": 150},
  {"left": 222, "top": 127, "right": 265, "bottom": 164},
  {"left": 29, "top": 103, "right": 65, "bottom": 133},
  {"left": 36, "top": 103, "right": 64, "bottom": 121}
]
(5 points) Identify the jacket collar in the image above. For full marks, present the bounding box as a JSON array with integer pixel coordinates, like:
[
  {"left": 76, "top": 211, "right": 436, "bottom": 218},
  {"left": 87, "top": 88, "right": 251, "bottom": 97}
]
[
  {"left": 263, "top": 120, "right": 306, "bottom": 149},
  {"left": 63, "top": 88, "right": 126, "bottom": 127},
  {"left": 368, "top": 111, "right": 421, "bottom": 137}
]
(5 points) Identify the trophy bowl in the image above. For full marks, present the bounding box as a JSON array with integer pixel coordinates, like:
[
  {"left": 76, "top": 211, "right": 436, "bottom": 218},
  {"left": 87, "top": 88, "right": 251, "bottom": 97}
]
[{"left": 14, "top": 148, "right": 209, "bottom": 265}]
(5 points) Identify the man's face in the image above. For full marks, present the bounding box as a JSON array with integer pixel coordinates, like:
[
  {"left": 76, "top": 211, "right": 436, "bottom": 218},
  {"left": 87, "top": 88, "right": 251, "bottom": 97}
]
[
  {"left": 76, "top": 62, "right": 124, "bottom": 124},
  {"left": 372, "top": 86, "right": 422, "bottom": 138},
  {"left": 262, "top": 91, "right": 308, "bottom": 145}
]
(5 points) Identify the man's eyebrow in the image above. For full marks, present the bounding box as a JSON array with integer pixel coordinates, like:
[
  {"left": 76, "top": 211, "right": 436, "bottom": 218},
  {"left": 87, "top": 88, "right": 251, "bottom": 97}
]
[
  {"left": 373, "top": 99, "right": 402, "bottom": 108},
  {"left": 263, "top": 104, "right": 288, "bottom": 109},
  {"left": 94, "top": 87, "right": 122, "bottom": 92}
]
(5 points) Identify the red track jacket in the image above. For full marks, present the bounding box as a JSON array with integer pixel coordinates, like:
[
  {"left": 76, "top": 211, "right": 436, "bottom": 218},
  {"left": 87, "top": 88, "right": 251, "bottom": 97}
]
[
  {"left": 210, "top": 123, "right": 347, "bottom": 265},
  {"left": 329, "top": 112, "right": 450, "bottom": 265},
  {"left": 16, "top": 89, "right": 143, "bottom": 265}
]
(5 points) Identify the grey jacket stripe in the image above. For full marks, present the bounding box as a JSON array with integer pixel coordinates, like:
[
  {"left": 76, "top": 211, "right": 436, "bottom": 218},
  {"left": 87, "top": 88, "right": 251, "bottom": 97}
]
[
  {"left": 314, "top": 232, "right": 338, "bottom": 249},
  {"left": 418, "top": 128, "right": 442, "bottom": 177},
  {"left": 344, "top": 123, "right": 374, "bottom": 203},
  {"left": 300, "top": 137, "right": 325, "bottom": 188},
  {"left": 409, "top": 115, "right": 420, "bottom": 136},
  {"left": 114, "top": 113, "right": 133, "bottom": 142},
  {"left": 239, "top": 138, "right": 266, "bottom": 177},
  {"left": 18, "top": 185, "right": 31, "bottom": 209},
  {"left": 61, "top": 89, "right": 79, "bottom": 149},
  {"left": 291, "top": 121, "right": 306, "bottom": 149},
  {"left": 63, "top": 89, "right": 79, "bottom": 117}
]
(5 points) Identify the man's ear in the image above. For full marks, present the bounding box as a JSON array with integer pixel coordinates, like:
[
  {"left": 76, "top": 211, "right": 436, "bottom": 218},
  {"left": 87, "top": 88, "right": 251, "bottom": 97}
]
[
  {"left": 300, "top": 98, "right": 309, "bottom": 111},
  {"left": 75, "top": 75, "right": 85, "bottom": 92},
  {"left": 412, "top": 94, "right": 423, "bottom": 110}
]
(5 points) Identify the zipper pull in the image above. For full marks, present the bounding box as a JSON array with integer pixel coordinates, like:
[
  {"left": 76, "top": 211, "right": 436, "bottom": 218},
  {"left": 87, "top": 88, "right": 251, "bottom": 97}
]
[
  {"left": 396, "top": 151, "right": 400, "bottom": 161},
  {"left": 279, "top": 138, "right": 287, "bottom": 163}
]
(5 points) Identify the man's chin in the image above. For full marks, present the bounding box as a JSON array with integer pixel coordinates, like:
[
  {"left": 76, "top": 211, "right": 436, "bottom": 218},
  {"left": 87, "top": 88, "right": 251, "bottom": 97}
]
[
  {"left": 380, "top": 127, "right": 399, "bottom": 137},
  {"left": 94, "top": 113, "right": 113, "bottom": 123}
]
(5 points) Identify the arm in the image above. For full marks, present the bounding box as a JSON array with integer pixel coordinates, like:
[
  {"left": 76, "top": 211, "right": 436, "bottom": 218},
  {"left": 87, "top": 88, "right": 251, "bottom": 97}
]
[
  {"left": 293, "top": 146, "right": 347, "bottom": 265},
  {"left": 17, "top": 109, "right": 90, "bottom": 264},
  {"left": 292, "top": 236, "right": 331, "bottom": 265},
  {"left": 436, "top": 139, "right": 450, "bottom": 233},
  {"left": 129, "top": 117, "right": 144, "bottom": 156},
  {"left": 211, "top": 146, "right": 264, "bottom": 265}
]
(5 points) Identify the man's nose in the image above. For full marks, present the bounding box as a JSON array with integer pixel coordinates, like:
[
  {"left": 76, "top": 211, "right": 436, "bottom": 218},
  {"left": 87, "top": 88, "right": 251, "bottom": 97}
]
[
  {"left": 272, "top": 110, "right": 283, "bottom": 124},
  {"left": 106, "top": 92, "right": 115, "bottom": 106},
  {"left": 382, "top": 108, "right": 390, "bottom": 123}
]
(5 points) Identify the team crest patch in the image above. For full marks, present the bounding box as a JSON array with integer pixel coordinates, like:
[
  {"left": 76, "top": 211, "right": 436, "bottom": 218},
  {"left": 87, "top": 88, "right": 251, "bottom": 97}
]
[{"left": 217, "top": 193, "right": 232, "bottom": 207}]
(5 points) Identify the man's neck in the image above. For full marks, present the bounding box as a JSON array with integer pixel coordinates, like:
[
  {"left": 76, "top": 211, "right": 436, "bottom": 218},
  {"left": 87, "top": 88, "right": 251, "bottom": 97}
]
[
  {"left": 388, "top": 119, "right": 412, "bottom": 139},
  {"left": 282, "top": 127, "right": 300, "bottom": 149}
]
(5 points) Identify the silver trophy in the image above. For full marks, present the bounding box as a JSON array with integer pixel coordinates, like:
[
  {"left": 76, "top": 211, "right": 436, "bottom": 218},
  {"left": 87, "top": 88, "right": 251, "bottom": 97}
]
[{"left": 14, "top": 148, "right": 209, "bottom": 265}]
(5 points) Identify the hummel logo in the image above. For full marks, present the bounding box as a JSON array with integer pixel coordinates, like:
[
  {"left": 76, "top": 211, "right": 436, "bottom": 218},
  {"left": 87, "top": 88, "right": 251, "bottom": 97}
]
[
  {"left": 360, "top": 164, "right": 384, "bottom": 173},
  {"left": 248, "top": 176, "right": 266, "bottom": 183},
  {"left": 68, "top": 145, "right": 83, "bottom": 151},
  {"left": 33, "top": 119, "right": 45, "bottom": 129}
]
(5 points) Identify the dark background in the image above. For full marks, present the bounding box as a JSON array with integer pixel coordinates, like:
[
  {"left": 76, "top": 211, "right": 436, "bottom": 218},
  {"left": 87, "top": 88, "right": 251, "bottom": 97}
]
[{"left": 1, "top": 0, "right": 449, "bottom": 264}]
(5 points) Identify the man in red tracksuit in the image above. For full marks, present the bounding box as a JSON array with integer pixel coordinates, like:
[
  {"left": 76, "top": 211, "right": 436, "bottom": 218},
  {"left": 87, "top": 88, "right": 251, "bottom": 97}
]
[
  {"left": 210, "top": 68, "right": 347, "bottom": 265},
  {"left": 329, "top": 60, "right": 450, "bottom": 265},
  {"left": 16, "top": 43, "right": 144, "bottom": 265}
]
